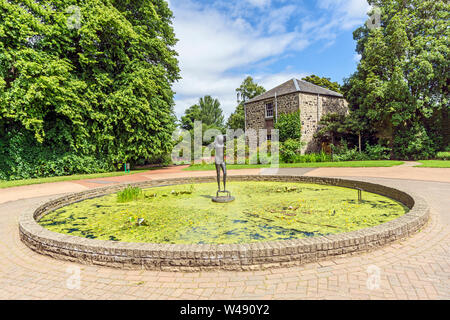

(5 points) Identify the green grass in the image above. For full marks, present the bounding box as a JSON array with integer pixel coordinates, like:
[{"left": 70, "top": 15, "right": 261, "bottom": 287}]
[
  {"left": 184, "top": 160, "right": 404, "bottom": 171},
  {"left": 117, "top": 186, "right": 143, "bottom": 203},
  {"left": 0, "top": 169, "right": 153, "bottom": 189},
  {"left": 415, "top": 160, "right": 450, "bottom": 168}
]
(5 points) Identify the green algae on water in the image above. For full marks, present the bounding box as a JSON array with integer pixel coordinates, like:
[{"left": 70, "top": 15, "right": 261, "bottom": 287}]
[{"left": 38, "top": 182, "right": 408, "bottom": 244}]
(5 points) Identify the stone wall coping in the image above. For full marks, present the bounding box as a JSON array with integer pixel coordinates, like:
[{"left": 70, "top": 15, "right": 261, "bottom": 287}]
[{"left": 19, "top": 175, "right": 430, "bottom": 271}]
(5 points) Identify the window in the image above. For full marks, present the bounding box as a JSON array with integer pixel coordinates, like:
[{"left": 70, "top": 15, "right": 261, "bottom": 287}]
[
  {"left": 267, "top": 134, "right": 272, "bottom": 141},
  {"left": 265, "top": 103, "right": 274, "bottom": 118}
]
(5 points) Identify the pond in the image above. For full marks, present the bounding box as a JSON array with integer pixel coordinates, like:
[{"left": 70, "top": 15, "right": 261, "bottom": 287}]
[{"left": 38, "top": 181, "right": 408, "bottom": 244}]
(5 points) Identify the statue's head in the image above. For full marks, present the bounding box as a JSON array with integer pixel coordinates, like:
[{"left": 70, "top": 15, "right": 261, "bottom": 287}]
[{"left": 215, "top": 135, "right": 225, "bottom": 147}]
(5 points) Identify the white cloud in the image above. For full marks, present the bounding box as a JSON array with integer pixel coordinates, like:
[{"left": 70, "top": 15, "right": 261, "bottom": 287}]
[
  {"left": 254, "top": 72, "right": 309, "bottom": 92},
  {"left": 317, "top": 0, "right": 371, "bottom": 30},
  {"left": 245, "top": 0, "right": 271, "bottom": 8},
  {"left": 171, "top": 0, "right": 308, "bottom": 118},
  {"left": 169, "top": 0, "right": 370, "bottom": 119}
]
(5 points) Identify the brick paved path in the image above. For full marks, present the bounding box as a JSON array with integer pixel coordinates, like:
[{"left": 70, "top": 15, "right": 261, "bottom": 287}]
[{"left": 0, "top": 167, "right": 449, "bottom": 299}]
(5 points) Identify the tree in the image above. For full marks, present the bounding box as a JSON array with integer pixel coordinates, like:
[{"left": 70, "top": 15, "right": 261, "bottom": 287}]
[
  {"left": 344, "top": 0, "right": 449, "bottom": 159},
  {"left": 315, "top": 112, "right": 370, "bottom": 153},
  {"left": 315, "top": 113, "right": 347, "bottom": 146},
  {"left": 226, "top": 76, "right": 265, "bottom": 130},
  {"left": 0, "top": 0, "right": 179, "bottom": 180},
  {"left": 236, "top": 76, "right": 266, "bottom": 103},
  {"left": 180, "top": 104, "right": 201, "bottom": 131},
  {"left": 302, "top": 75, "right": 342, "bottom": 94},
  {"left": 198, "top": 95, "right": 224, "bottom": 129},
  {"left": 226, "top": 104, "right": 245, "bottom": 131},
  {"left": 180, "top": 95, "right": 224, "bottom": 131}
]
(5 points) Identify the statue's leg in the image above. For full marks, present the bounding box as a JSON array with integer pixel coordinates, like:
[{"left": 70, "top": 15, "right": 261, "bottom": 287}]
[
  {"left": 215, "top": 163, "right": 221, "bottom": 191},
  {"left": 221, "top": 163, "right": 227, "bottom": 191}
]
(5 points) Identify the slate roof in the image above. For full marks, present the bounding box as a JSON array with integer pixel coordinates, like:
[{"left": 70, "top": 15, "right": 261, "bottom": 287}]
[{"left": 245, "top": 78, "right": 343, "bottom": 104}]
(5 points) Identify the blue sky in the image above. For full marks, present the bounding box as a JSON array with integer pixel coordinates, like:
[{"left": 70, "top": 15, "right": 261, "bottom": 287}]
[{"left": 168, "top": 0, "right": 371, "bottom": 118}]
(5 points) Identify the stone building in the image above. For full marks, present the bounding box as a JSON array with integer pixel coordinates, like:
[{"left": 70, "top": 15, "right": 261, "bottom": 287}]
[{"left": 244, "top": 78, "right": 348, "bottom": 153}]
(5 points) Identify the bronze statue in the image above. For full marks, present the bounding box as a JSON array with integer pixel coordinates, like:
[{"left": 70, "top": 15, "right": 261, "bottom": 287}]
[{"left": 212, "top": 135, "right": 234, "bottom": 203}]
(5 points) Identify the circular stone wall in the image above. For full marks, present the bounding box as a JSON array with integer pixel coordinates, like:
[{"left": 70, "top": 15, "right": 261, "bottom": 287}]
[{"left": 19, "top": 175, "right": 430, "bottom": 271}]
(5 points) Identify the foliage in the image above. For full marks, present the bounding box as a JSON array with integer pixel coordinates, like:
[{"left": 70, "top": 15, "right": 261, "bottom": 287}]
[
  {"left": 344, "top": 0, "right": 449, "bottom": 159},
  {"left": 226, "top": 103, "right": 245, "bottom": 131},
  {"left": 227, "top": 76, "right": 266, "bottom": 130},
  {"left": 117, "top": 186, "right": 143, "bottom": 203},
  {"left": 274, "top": 111, "right": 301, "bottom": 143},
  {"left": 436, "top": 152, "right": 450, "bottom": 160},
  {"left": 236, "top": 76, "right": 266, "bottom": 103},
  {"left": 180, "top": 95, "right": 224, "bottom": 131},
  {"left": 0, "top": 129, "right": 113, "bottom": 180},
  {"left": 392, "top": 125, "right": 437, "bottom": 160},
  {"left": 332, "top": 143, "right": 366, "bottom": 162},
  {"left": 332, "top": 140, "right": 391, "bottom": 161},
  {"left": 302, "top": 75, "right": 342, "bottom": 93},
  {"left": 287, "top": 152, "right": 332, "bottom": 164},
  {"left": 315, "top": 113, "right": 347, "bottom": 145},
  {"left": 279, "top": 139, "right": 304, "bottom": 163},
  {"left": 364, "top": 143, "right": 391, "bottom": 160},
  {"left": 0, "top": 0, "right": 179, "bottom": 180}
]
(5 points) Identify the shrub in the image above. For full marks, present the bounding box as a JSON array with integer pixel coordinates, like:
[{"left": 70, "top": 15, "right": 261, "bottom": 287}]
[
  {"left": 436, "top": 152, "right": 450, "bottom": 160},
  {"left": 364, "top": 143, "right": 391, "bottom": 160},
  {"left": 274, "top": 111, "right": 301, "bottom": 142},
  {"left": 393, "top": 126, "right": 437, "bottom": 160},
  {"left": 331, "top": 140, "right": 393, "bottom": 161},
  {"left": 0, "top": 129, "right": 114, "bottom": 180},
  {"left": 287, "top": 152, "right": 332, "bottom": 163},
  {"left": 280, "top": 139, "right": 303, "bottom": 163},
  {"left": 332, "top": 141, "right": 367, "bottom": 161}
]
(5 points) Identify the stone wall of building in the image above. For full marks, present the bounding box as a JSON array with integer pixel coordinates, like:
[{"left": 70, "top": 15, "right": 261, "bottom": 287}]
[
  {"left": 245, "top": 99, "right": 268, "bottom": 131},
  {"left": 276, "top": 92, "right": 299, "bottom": 115},
  {"left": 299, "top": 93, "right": 349, "bottom": 153},
  {"left": 245, "top": 92, "right": 348, "bottom": 153},
  {"left": 299, "top": 93, "right": 321, "bottom": 153},
  {"left": 245, "top": 92, "right": 299, "bottom": 131},
  {"left": 321, "top": 95, "right": 348, "bottom": 116}
]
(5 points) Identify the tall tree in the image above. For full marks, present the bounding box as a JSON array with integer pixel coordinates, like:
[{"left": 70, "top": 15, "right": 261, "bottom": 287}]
[
  {"left": 226, "top": 104, "right": 245, "bottom": 131},
  {"left": 227, "top": 76, "right": 265, "bottom": 130},
  {"left": 198, "top": 95, "right": 224, "bottom": 129},
  {"left": 345, "top": 0, "right": 449, "bottom": 159},
  {"left": 0, "top": 0, "right": 179, "bottom": 180},
  {"left": 180, "top": 104, "right": 201, "bottom": 131},
  {"left": 180, "top": 95, "right": 224, "bottom": 130},
  {"left": 302, "top": 75, "right": 342, "bottom": 94}
]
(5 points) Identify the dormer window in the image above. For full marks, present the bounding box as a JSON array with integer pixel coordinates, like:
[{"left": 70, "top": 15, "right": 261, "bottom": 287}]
[{"left": 265, "top": 103, "right": 274, "bottom": 118}]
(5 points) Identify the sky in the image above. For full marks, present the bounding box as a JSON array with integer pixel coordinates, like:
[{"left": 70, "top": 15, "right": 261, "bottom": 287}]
[{"left": 168, "top": 0, "right": 371, "bottom": 119}]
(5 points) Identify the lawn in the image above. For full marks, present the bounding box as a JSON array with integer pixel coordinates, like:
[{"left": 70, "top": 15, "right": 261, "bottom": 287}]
[
  {"left": 415, "top": 160, "right": 450, "bottom": 168},
  {"left": 184, "top": 160, "right": 404, "bottom": 171},
  {"left": 0, "top": 169, "right": 152, "bottom": 189}
]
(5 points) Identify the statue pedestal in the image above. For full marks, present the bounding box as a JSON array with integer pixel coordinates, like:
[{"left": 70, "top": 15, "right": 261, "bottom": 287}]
[{"left": 212, "top": 190, "right": 235, "bottom": 203}]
